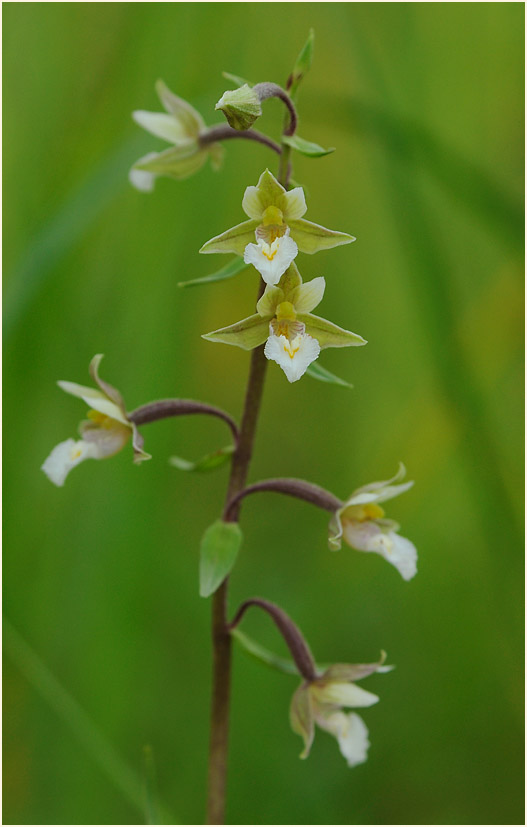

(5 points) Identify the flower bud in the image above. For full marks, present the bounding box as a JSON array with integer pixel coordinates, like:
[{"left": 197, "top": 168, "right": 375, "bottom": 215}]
[{"left": 215, "top": 84, "right": 262, "bottom": 131}]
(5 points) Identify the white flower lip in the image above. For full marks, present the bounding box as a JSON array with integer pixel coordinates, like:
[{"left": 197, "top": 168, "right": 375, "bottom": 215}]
[
  {"left": 264, "top": 332, "right": 320, "bottom": 383},
  {"left": 41, "top": 439, "right": 97, "bottom": 487},
  {"left": 243, "top": 233, "right": 298, "bottom": 286}
]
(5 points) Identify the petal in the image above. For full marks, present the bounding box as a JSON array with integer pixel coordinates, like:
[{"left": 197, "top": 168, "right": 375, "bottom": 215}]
[
  {"left": 134, "top": 143, "right": 207, "bottom": 181},
  {"left": 288, "top": 218, "right": 355, "bottom": 254},
  {"left": 343, "top": 522, "right": 418, "bottom": 581},
  {"left": 337, "top": 713, "right": 370, "bottom": 768},
  {"left": 347, "top": 463, "right": 414, "bottom": 505},
  {"left": 200, "top": 219, "right": 260, "bottom": 256},
  {"left": 328, "top": 509, "right": 344, "bottom": 551},
  {"left": 155, "top": 79, "right": 205, "bottom": 135},
  {"left": 289, "top": 277, "right": 325, "bottom": 313},
  {"left": 41, "top": 439, "right": 97, "bottom": 487},
  {"left": 129, "top": 153, "right": 158, "bottom": 192},
  {"left": 243, "top": 235, "right": 298, "bottom": 286},
  {"left": 311, "top": 681, "right": 379, "bottom": 708},
  {"left": 322, "top": 653, "right": 391, "bottom": 683},
  {"left": 299, "top": 313, "right": 367, "bottom": 349},
  {"left": 202, "top": 314, "right": 270, "bottom": 350},
  {"left": 256, "top": 285, "right": 284, "bottom": 318},
  {"left": 57, "top": 381, "right": 129, "bottom": 426},
  {"left": 242, "top": 185, "right": 265, "bottom": 219},
  {"left": 89, "top": 354, "right": 126, "bottom": 410},
  {"left": 290, "top": 685, "right": 315, "bottom": 759},
  {"left": 208, "top": 142, "right": 224, "bottom": 172},
  {"left": 264, "top": 333, "right": 320, "bottom": 383},
  {"left": 80, "top": 421, "right": 131, "bottom": 459},
  {"left": 282, "top": 186, "right": 307, "bottom": 220},
  {"left": 132, "top": 110, "right": 189, "bottom": 144}
]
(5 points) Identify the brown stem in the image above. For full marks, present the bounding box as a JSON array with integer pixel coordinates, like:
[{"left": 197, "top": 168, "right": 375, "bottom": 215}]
[
  {"left": 206, "top": 280, "right": 268, "bottom": 826},
  {"left": 128, "top": 399, "right": 239, "bottom": 445},
  {"left": 253, "top": 82, "right": 298, "bottom": 136},
  {"left": 224, "top": 478, "right": 342, "bottom": 522},
  {"left": 228, "top": 598, "right": 317, "bottom": 682},
  {"left": 200, "top": 125, "right": 282, "bottom": 156}
]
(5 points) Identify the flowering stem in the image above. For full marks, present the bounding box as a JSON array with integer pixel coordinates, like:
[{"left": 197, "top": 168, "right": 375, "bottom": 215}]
[
  {"left": 224, "top": 477, "right": 343, "bottom": 522},
  {"left": 200, "top": 125, "right": 282, "bottom": 156},
  {"left": 252, "top": 82, "right": 298, "bottom": 136},
  {"left": 228, "top": 598, "right": 317, "bottom": 682},
  {"left": 206, "top": 280, "right": 268, "bottom": 826},
  {"left": 128, "top": 399, "right": 239, "bottom": 445}
]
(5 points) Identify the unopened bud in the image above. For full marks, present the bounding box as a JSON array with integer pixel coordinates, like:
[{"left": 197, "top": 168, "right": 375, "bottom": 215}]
[{"left": 215, "top": 84, "right": 262, "bottom": 131}]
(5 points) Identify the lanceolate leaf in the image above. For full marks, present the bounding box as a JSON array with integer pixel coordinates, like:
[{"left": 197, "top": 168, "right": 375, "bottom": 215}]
[
  {"left": 199, "top": 520, "right": 243, "bottom": 598},
  {"left": 222, "top": 71, "right": 254, "bottom": 88},
  {"left": 178, "top": 257, "right": 247, "bottom": 288},
  {"left": 306, "top": 363, "right": 354, "bottom": 388},
  {"left": 231, "top": 629, "right": 299, "bottom": 676},
  {"left": 169, "top": 445, "right": 234, "bottom": 472},
  {"left": 282, "top": 135, "right": 335, "bottom": 158}
]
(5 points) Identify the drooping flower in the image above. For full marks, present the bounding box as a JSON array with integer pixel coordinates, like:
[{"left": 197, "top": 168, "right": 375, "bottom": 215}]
[
  {"left": 290, "top": 653, "right": 391, "bottom": 767},
  {"left": 41, "top": 355, "right": 150, "bottom": 486},
  {"left": 202, "top": 263, "right": 366, "bottom": 383},
  {"left": 200, "top": 169, "right": 354, "bottom": 256},
  {"left": 329, "top": 464, "right": 417, "bottom": 580},
  {"left": 129, "top": 80, "right": 223, "bottom": 191}
]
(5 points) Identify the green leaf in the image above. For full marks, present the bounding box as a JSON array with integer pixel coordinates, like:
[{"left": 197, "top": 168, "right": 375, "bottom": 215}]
[
  {"left": 222, "top": 71, "right": 254, "bottom": 88},
  {"left": 199, "top": 520, "right": 243, "bottom": 598},
  {"left": 169, "top": 445, "right": 234, "bottom": 472},
  {"left": 282, "top": 135, "right": 334, "bottom": 158},
  {"left": 231, "top": 629, "right": 299, "bottom": 675},
  {"left": 306, "top": 363, "right": 354, "bottom": 388},
  {"left": 289, "top": 29, "right": 315, "bottom": 100},
  {"left": 178, "top": 257, "right": 247, "bottom": 288},
  {"left": 142, "top": 745, "right": 160, "bottom": 826}
]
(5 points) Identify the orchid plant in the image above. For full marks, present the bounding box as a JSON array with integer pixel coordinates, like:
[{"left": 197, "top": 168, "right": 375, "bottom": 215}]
[{"left": 42, "top": 32, "right": 417, "bottom": 824}]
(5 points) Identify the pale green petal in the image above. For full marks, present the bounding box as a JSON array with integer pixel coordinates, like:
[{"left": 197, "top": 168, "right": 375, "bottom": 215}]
[
  {"left": 328, "top": 509, "right": 344, "bottom": 551},
  {"left": 282, "top": 187, "right": 307, "bottom": 220},
  {"left": 288, "top": 218, "right": 355, "bottom": 254},
  {"left": 200, "top": 219, "right": 259, "bottom": 255},
  {"left": 208, "top": 142, "right": 225, "bottom": 172},
  {"left": 299, "top": 313, "right": 367, "bottom": 349},
  {"left": 255, "top": 168, "right": 286, "bottom": 206},
  {"left": 290, "top": 277, "right": 325, "bottom": 313},
  {"left": 89, "top": 354, "right": 126, "bottom": 410},
  {"left": 202, "top": 314, "right": 270, "bottom": 350},
  {"left": 242, "top": 185, "right": 264, "bottom": 219},
  {"left": 58, "top": 381, "right": 128, "bottom": 424},
  {"left": 311, "top": 681, "right": 379, "bottom": 708},
  {"left": 129, "top": 153, "right": 158, "bottom": 192},
  {"left": 135, "top": 143, "right": 207, "bottom": 181},
  {"left": 348, "top": 463, "right": 414, "bottom": 505},
  {"left": 155, "top": 79, "right": 205, "bottom": 135},
  {"left": 132, "top": 110, "right": 189, "bottom": 144},
  {"left": 256, "top": 285, "right": 284, "bottom": 317}
]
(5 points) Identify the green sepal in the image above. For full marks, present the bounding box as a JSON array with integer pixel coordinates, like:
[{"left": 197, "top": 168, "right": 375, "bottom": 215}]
[
  {"left": 299, "top": 313, "right": 367, "bottom": 349},
  {"left": 222, "top": 71, "right": 254, "bottom": 88},
  {"left": 290, "top": 685, "right": 315, "bottom": 759},
  {"left": 199, "top": 520, "right": 243, "bottom": 598},
  {"left": 287, "top": 218, "right": 355, "bottom": 254},
  {"left": 282, "top": 135, "right": 335, "bottom": 158},
  {"left": 169, "top": 445, "right": 234, "bottom": 472},
  {"left": 178, "top": 257, "right": 247, "bottom": 288},
  {"left": 200, "top": 219, "right": 259, "bottom": 255},
  {"left": 202, "top": 314, "right": 270, "bottom": 350},
  {"left": 277, "top": 261, "right": 303, "bottom": 295},
  {"left": 289, "top": 29, "right": 315, "bottom": 100},
  {"left": 134, "top": 143, "right": 207, "bottom": 180},
  {"left": 306, "top": 363, "right": 354, "bottom": 388}
]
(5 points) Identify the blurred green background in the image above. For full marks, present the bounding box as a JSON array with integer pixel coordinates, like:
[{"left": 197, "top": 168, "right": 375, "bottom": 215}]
[{"left": 3, "top": 3, "right": 524, "bottom": 825}]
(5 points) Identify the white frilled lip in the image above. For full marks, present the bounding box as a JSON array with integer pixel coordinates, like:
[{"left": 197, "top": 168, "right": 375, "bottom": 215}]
[
  {"left": 41, "top": 439, "right": 98, "bottom": 487},
  {"left": 342, "top": 520, "right": 418, "bottom": 581},
  {"left": 243, "top": 232, "right": 298, "bottom": 286},
  {"left": 316, "top": 711, "right": 370, "bottom": 768},
  {"left": 264, "top": 332, "right": 320, "bottom": 383}
]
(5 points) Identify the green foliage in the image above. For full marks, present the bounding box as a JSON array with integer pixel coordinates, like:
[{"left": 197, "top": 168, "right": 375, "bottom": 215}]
[
  {"left": 282, "top": 134, "right": 335, "bottom": 157},
  {"left": 306, "top": 362, "right": 353, "bottom": 388},
  {"left": 169, "top": 445, "right": 234, "bottom": 472},
  {"left": 199, "top": 520, "right": 243, "bottom": 598},
  {"left": 178, "top": 256, "right": 247, "bottom": 288}
]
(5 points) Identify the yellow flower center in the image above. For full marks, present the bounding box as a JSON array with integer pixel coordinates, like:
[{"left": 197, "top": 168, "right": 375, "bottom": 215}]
[
  {"left": 261, "top": 244, "right": 278, "bottom": 262},
  {"left": 262, "top": 206, "right": 284, "bottom": 226},
  {"left": 343, "top": 503, "right": 385, "bottom": 522},
  {"left": 87, "top": 409, "right": 114, "bottom": 428},
  {"left": 283, "top": 341, "right": 300, "bottom": 360},
  {"left": 70, "top": 446, "right": 84, "bottom": 460}
]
